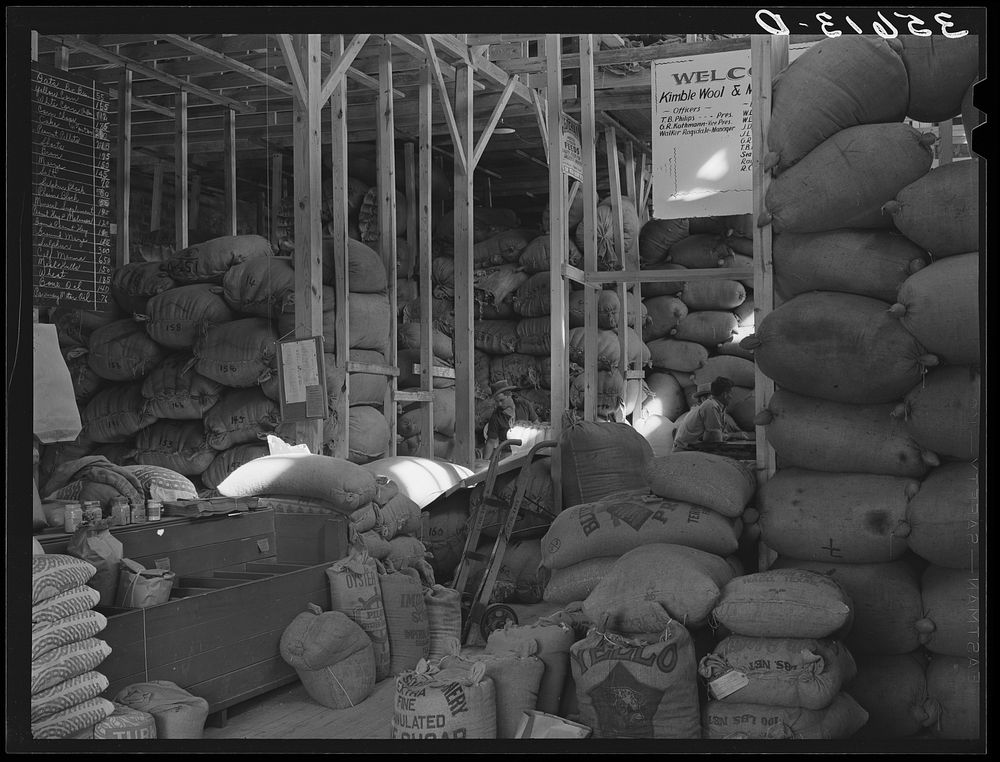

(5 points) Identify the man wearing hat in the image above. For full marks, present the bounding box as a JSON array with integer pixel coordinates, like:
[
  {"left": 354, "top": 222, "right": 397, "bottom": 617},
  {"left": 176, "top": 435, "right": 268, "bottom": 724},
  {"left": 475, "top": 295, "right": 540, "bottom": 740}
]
[
  {"left": 482, "top": 380, "right": 518, "bottom": 460},
  {"left": 672, "top": 376, "right": 753, "bottom": 452}
]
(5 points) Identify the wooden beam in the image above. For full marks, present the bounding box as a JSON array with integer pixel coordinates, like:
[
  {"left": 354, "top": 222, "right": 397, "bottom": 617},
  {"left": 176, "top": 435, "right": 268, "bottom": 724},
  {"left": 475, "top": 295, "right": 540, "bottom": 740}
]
[
  {"left": 116, "top": 67, "right": 132, "bottom": 267},
  {"left": 605, "top": 124, "right": 630, "bottom": 424},
  {"left": 579, "top": 34, "right": 599, "bottom": 421},
  {"left": 531, "top": 87, "right": 549, "bottom": 164},
  {"left": 422, "top": 35, "right": 468, "bottom": 176},
  {"left": 597, "top": 110, "right": 649, "bottom": 153},
  {"left": 291, "top": 33, "right": 324, "bottom": 454},
  {"left": 432, "top": 33, "right": 535, "bottom": 106},
  {"left": 276, "top": 34, "right": 307, "bottom": 106},
  {"left": 319, "top": 33, "right": 370, "bottom": 103},
  {"left": 162, "top": 34, "right": 294, "bottom": 95},
  {"left": 580, "top": 267, "right": 754, "bottom": 285},
  {"left": 471, "top": 74, "right": 518, "bottom": 171},
  {"left": 43, "top": 34, "right": 256, "bottom": 113},
  {"left": 150, "top": 161, "right": 163, "bottom": 232},
  {"left": 223, "top": 108, "right": 237, "bottom": 236},
  {"left": 175, "top": 90, "right": 188, "bottom": 249},
  {"left": 417, "top": 60, "right": 435, "bottom": 459},
  {"left": 429, "top": 33, "right": 475, "bottom": 69},
  {"left": 376, "top": 40, "right": 400, "bottom": 454},
  {"left": 453, "top": 61, "right": 476, "bottom": 467},
  {"left": 329, "top": 34, "right": 351, "bottom": 461}
]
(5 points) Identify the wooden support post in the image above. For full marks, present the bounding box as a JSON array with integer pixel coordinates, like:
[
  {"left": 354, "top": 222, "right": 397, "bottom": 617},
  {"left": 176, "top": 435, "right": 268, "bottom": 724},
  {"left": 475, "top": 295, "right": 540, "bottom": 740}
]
[
  {"left": 622, "top": 140, "right": 643, "bottom": 423},
  {"left": 404, "top": 144, "right": 418, "bottom": 280},
  {"left": 292, "top": 33, "right": 324, "bottom": 454},
  {"left": 417, "top": 60, "right": 436, "bottom": 459},
  {"left": 223, "top": 108, "right": 238, "bottom": 236},
  {"left": 328, "top": 34, "right": 351, "bottom": 460},
  {"left": 189, "top": 172, "right": 201, "bottom": 230},
  {"left": 605, "top": 125, "right": 629, "bottom": 423},
  {"left": 453, "top": 62, "right": 476, "bottom": 467},
  {"left": 578, "top": 34, "right": 599, "bottom": 421},
  {"left": 376, "top": 40, "right": 400, "bottom": 455},
  {"left": 751, "top": 34, "right": 784, "bottom": 572},
  {"left": 270, "top": 152, "right": 283, "bottom": 248},
  {"left": 174, "top": 90, "right": 188, "bottom": 250},
  {"left": 150, "top": 162, "right": 163, "bottom": 232},
  {"left": 116, "top": 67, "right": 132, "bottom": 267}
]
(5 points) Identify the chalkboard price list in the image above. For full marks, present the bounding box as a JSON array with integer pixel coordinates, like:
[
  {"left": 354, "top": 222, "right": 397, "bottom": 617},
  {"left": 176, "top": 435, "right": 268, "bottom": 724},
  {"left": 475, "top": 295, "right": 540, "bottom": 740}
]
[{"left": 31, "top": 62, "right": 114, "bottom": 310}]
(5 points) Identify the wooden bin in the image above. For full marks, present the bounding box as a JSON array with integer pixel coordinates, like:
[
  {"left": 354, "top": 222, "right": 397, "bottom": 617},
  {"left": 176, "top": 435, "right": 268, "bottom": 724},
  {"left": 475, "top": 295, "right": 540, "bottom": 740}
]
[{"left": 37, "top": 507, "right": 350, "bottom": 720}]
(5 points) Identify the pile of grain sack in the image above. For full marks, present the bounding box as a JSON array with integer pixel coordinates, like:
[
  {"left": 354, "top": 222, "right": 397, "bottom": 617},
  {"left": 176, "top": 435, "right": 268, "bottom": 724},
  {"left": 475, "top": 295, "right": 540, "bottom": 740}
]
[
  {"left": 739, "top": 34, "right": 980, "bottom": 742},
  {"left": 37, "top": 229, "right": 397, "bottom": 501}
]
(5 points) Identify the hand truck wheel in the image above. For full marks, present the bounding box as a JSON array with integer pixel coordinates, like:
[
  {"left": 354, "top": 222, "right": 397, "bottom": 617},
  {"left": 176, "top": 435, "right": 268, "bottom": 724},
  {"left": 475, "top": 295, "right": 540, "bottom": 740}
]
[{"left": 480, "top": 603, "right": 518, "bottom": 641}]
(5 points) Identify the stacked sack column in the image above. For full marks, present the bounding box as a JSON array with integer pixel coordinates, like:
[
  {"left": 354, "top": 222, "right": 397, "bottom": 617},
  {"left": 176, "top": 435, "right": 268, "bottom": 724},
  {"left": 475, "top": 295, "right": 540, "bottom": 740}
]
[{"left": 744, "top": 34, "right": 980, "bottom": 741}]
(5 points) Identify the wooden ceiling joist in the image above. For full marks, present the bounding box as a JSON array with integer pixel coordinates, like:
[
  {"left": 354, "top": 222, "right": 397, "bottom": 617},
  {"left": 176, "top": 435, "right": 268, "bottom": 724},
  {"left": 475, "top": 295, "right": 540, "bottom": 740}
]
[
  {"left": 43, "top": 34, "right": 257, "bottom": 113},
  {"left": 161, "top": 34, "right": 295, "bottom": 95},
  {"left": 320, "top": 33, "right": 370, "bottom": 102}
]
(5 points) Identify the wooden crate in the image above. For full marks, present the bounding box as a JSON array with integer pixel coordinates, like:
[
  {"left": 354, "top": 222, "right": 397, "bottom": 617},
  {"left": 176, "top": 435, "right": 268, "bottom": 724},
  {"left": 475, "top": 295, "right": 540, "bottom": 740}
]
[{"left": 37, "top": 508, "right": 349, "bottom": 718}]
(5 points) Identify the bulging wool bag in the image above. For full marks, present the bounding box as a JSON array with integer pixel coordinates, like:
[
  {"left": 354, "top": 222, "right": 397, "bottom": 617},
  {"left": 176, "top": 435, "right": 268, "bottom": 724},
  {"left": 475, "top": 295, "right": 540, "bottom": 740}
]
[
  {"left": 763, "top": 123, "right": 935, "bottom": 234},
  {"left": 744, "top": 291, "right": 937, "bottom": 405},
  {"left": 380, "top": 566, "right": 430, "bottom": 675},
  {"left": 165, "top": 234, "right": 274, "bottom": 285},
  {"left": 645, "top": 452, "right": 756, "bottom": 518},
  {"left": 699, "top": 635, "right": 857, "bottom": 710},
  {"left": 919, "top": 566, "right": 978, "bottom": 658},
  {"left": 319, "top": 237, "right": 388, "bottom": 292},
  {"left": 575, "top": 196, "right": 640, "bottom": 269},
  {"left": 81, "top": 383, "right": 157, "bottom": 444},
  {"left": 392, "top": 660, "right": 497, "bottom": 739},
  {"left": 570, "top": 622, "right": 701, "bottom": 739},
  {"left": 135, "top": 420, "right": 217, "bottom": 476},
  {"left": 141, "top": 284, "right": 236, "bottom": 350},
  {"left": 221, "top": 255, "right": 296, "bottom": 317},
  {"left": 140, "top": 353, "right": 224, "bottom": 420},
  {"left": 194, "top": 317, "right": 278, "bottom": 388},
  {"left": 559, "top": 420, "right": 654, "bottom": 508},
  {"left": 702, "top": 692, "right": 869, "bottom": 740},
  {"left": 642, "top": 295, "right": 689, "bottom": 342},
  {"left": 540, "top": 489, "right": 741, "bottom": 571},
  {"left": 279, "top": 603, "right": 376, "bottom": 709},
  {"left": 200, "top": 442, "right": 270, "bottom": 491},
  {"left": 486, "top": 619, "right": 576, "bottom": 716},
  {"left": 87, "top": 319, "right": 166, "bottom": 382},
  {"left": 639, "top": 217, "right": 690, "bottom": 266},
  {"left": 584, "top": 543, "right": 737, "bottom": 632},
  {"left": 203, "top": 387, "right": 281, "bottom": 451},
  {"left": 924, "top": 655, "right": 981, "bottom": 740},
  {"left": 905, "top": 462, "right": 979, "bottom": 570},
  {"left": 543, "top": 557, "right": 618, "bottom": 604},
  {"left": 326, "top": 552, "right": 391, "bottom": 681},
  {"left": 893, "top": 364, "right": 980, "bottom": 461},
  {"left": 848, "top": 651, "right": 935, "bottom": 740},
  {"left": 756, "top": 389, "right": 936, "bottom": 478},
  {"left": 670, "top": 311, "right": 739, "bottom": 348},
  {"left": 111, "top": 260, "right": 176, "bottom": 315},
  {"left": 646, "top": 337, "right": 709, "bottom": 373},
  {"left": 898, "top": 34, "right": 980, "bottom": 123}
]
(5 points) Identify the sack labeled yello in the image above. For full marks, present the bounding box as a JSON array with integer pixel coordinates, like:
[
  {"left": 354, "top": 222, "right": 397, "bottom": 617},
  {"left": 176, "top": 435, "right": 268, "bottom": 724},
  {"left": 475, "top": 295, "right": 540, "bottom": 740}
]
[{"left": 115, "top": 559, "right": 175, "bottom": 608}]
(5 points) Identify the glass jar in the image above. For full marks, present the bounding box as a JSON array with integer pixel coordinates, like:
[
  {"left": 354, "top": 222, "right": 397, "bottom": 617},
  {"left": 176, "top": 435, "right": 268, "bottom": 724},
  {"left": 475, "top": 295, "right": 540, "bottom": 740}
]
[
  {"left": 63, "top": 502, "right": 83, "bottom": 533},
  {"left": 83, "top": 500, "right": 103, "bottom": 525},
  {"left": 131, "top": 501, "right": 147, "bottom": 524},
  {"left": 146, "top": 500, "right": 162, "bottom": 522},
  {"left": 110, "top": 497, "right": 131, "bottom": 526}
]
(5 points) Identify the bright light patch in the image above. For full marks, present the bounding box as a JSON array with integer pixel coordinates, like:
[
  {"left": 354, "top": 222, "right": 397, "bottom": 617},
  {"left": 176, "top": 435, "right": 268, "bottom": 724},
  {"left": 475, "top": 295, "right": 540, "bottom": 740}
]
[{"left": 697, "top": 149, "right": 730, "bottom": 181}]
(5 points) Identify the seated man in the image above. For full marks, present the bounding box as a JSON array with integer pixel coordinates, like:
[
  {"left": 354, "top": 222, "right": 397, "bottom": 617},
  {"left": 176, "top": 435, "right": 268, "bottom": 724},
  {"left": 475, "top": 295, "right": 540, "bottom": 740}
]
[{"left": 672, "top": 376, "right": 754, "bottom": 452}]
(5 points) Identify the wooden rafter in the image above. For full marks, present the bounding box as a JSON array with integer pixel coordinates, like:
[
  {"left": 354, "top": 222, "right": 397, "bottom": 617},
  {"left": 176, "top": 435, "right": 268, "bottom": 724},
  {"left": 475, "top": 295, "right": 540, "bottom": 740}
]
[
  {"left": 162, "top": 34, "right": 294, "bottom": 95},
  {"left": 319, "top": 33, "right": 370, "bottom": 103},
  {"left": 276, "top": 34, "right": 307, "bottom": 105},
  {"left": 422, "top": 34, "right": 467, "bottom": 175},
  {"left": 471, "top": 74, "right": 518, "bottom": 171}
]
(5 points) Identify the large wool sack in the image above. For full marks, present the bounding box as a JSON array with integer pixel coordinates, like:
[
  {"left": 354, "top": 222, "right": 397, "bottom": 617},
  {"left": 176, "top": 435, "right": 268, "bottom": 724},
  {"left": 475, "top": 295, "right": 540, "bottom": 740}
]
[
  {"left": 392, "top": 660, "right": 496, "bottom": 739},
  {"left": 474, "top": 265, "right": 531, "bottom": 313},
  {"left": 51, "top": 306, "right": 120, "bottom": 350},
  {"left": 679, "top": 280, "right": 746, "bottom": 313},
  {"left": 380, "top": 567, "right": 430, "bottom": 674},
  {"left": 691, "top": 355, "right": 756, "bottom": 390},
  {"left": 773, "top": 558, "right": 924, "bottom": 656},
  {"left": 511, "top": 271, "right": 552, "bottom": 318},
  {"left": 112, "top": 261, "right": 176, "bottom": 315},
  {"left": 574, "top": 196, "right": 640, "bottom": 269},
  {"left": 440, "top": 649, "right": 545, "bottom": 738},
  {"left": 898, "top": 35, "right": 980, "bottom": 123},
  {"left": 699, "top": 636, "right": 856, "bottom": 710},
  {"left": 193, "top": 317, "right": 277, "bottom": 388},
  {"left": 374, "top": 491, "right": 422, "bottom": 540},
  {"left": 567, "top": 289, "right": 635, "bottom": 331},
  {"left": 141, "top": 284, "right": 236, "bottom": 350},
  {"left": 319, "top": 236, "right": 388, "bottom": 292},
  {"left": 558, "top": 420, "right": 654, "bottom": 507},
  {"left": 889, "top": 253, "right": 979, "bottom": 365},
  {"left": 744, "top": 291, "right": 936, "bottom": 404},
  {"left": 485, "top": 619, "right": 576, "bottom": 716},
  {"left": 519, "top": 232, "right": 582, "bottom": 273},
  {"left": 326, "top": 552, "right": 391, "bottom": 680},
  {"left": 514, "top": 316, "right": 551, "bottom": 357},
  {"left": 772, "top": 229, "right": 929, "bottom": 303},
  {"left": 640, "top": 264, "right": 687, "bottom": 297},
  {"left": 584, "top": 543, "right": 737, "bottom": 632},
  {"left": 633, "top": 413, "right": 679, "bottom": 456},
  {"left": 345, "top": 349, "right": 389, "bottom": 406},
  {"left": 758, "top": 389, "right": 935, "bottom": 478},
  {"left": 766, "top": 36, "right": 909, "bottom": 175},
  {"left": 81, "top": 383, "right": 156, "bottom": 444},
  {"left": 919, "top": 566, "right": 978, "bottom": 658},
  {"left": 140, "top": 353, "right": 223, "bottom": 420},
  {"left": 642, "top": 295, "right": 688, "bottom": 342},
  {"left": 763, "top": 123, "right": 935, "bottom": 233},
  {"left": 567, "top": 327, "right": 646, "bottom": 371},
  {"left": 883, "top": 160, "right": 979, "bottom": 258},
  {"left": 643, "top": 372, "right": 688, "bottom": 420},
  {"left": 203, "top": 387, "right": 280, "bottom": 451},
  {"left": 165, "top": 234, "right": 274, "bottom": 285},
  {"left": 472, "top": 228, "right": 536, "bottom": 268},
  {"left": 542, "top": 486, "right": 740, "bottom": 569},
  {"left": 134, "top": 420, "right": 216, "bottom": 476},
  {"left": 906, "top": 462, "right": 979, "bottom": 569},
  {"left": 571, "top": 623, "right": 701, "bottom": 738},
  {"left": 279, "top": 604, "right": 375, "bottom": 709},
  {"left": 712, "top": 569, "right": 852, "bottom": 640},
  {"left": 398, "top": 388, "right": 455, "bottom": 439},
  {"left": 217, "top": 453, "right": 377, "bottom": 512},
  {"left": 279, "top": 283, "right": 337, "bottom": 316},
  {"left": 473, "top": 319, "right": 520, "bottom": 355},
  {"left": 422, "top": 497, "right": 469, "bottom": 581},
  {"left": 925, "top": 655, "right": 981, "bottom": 740},
  {"left": 759, "top": 468, "right": 916, "bottom": 563},
  {"left": 646, "top": 338, "right": 708, "bottom": 373},
  {"left": 197, "top": 443, "right": 269, "bottom": 490},
  {"left": 397, "top": 322, "right": 454, "bottom": 361},
  {"left": 346, "top": 406, "right": 390, "bottom": 465},
  {"left": 848, "top": 651, "right": 934, "bottom": 739},
  {"left": 645, "top": 452, "right": 755, "bottom": 518},
  {"left": 894, "top": 364, "right": 980, "bottom": 461},
  {"left": 567, "top": 369, "right": 626, "bottom": 419},
  {"left": 702, "top": 692, "right": 868, "bottom": 740},
  {"left": 348, "top": 292, "right": 392, "bottom": 354},
  {"left": 221, "top": 256, "right": 295, "bottom": 317},
  {"left": 87, "top": 319, "right": 166, "bottom": 382},
  {"left": 543, "top": 556, "right": 618, "bottom": 604},
  {"left": 639, "top": 217, "right": 690, "bottom": 266},
  {"left": 62, "top": 345, "right": 106, "bottom": 404},
  {"left": 666, "top": 234, "right": 730, "bottom": 268}
]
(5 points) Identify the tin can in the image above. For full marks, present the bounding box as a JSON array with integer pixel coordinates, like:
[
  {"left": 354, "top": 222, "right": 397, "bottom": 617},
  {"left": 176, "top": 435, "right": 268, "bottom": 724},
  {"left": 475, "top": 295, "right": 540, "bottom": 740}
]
[
  {"left": 63, "top": 503, "right": 83, "bottom": 533},
  {"left": 83, "top": 501, "right": 103, "bottom": 524},
  {"left": 131, "top": 502, "right": 147, "bottom": 524},
  {"left": 147, "top": 500, "right": 162, "bottom": 522},
  {"left": 111, "top": 497, "right": 131, "bottom": 526}
]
